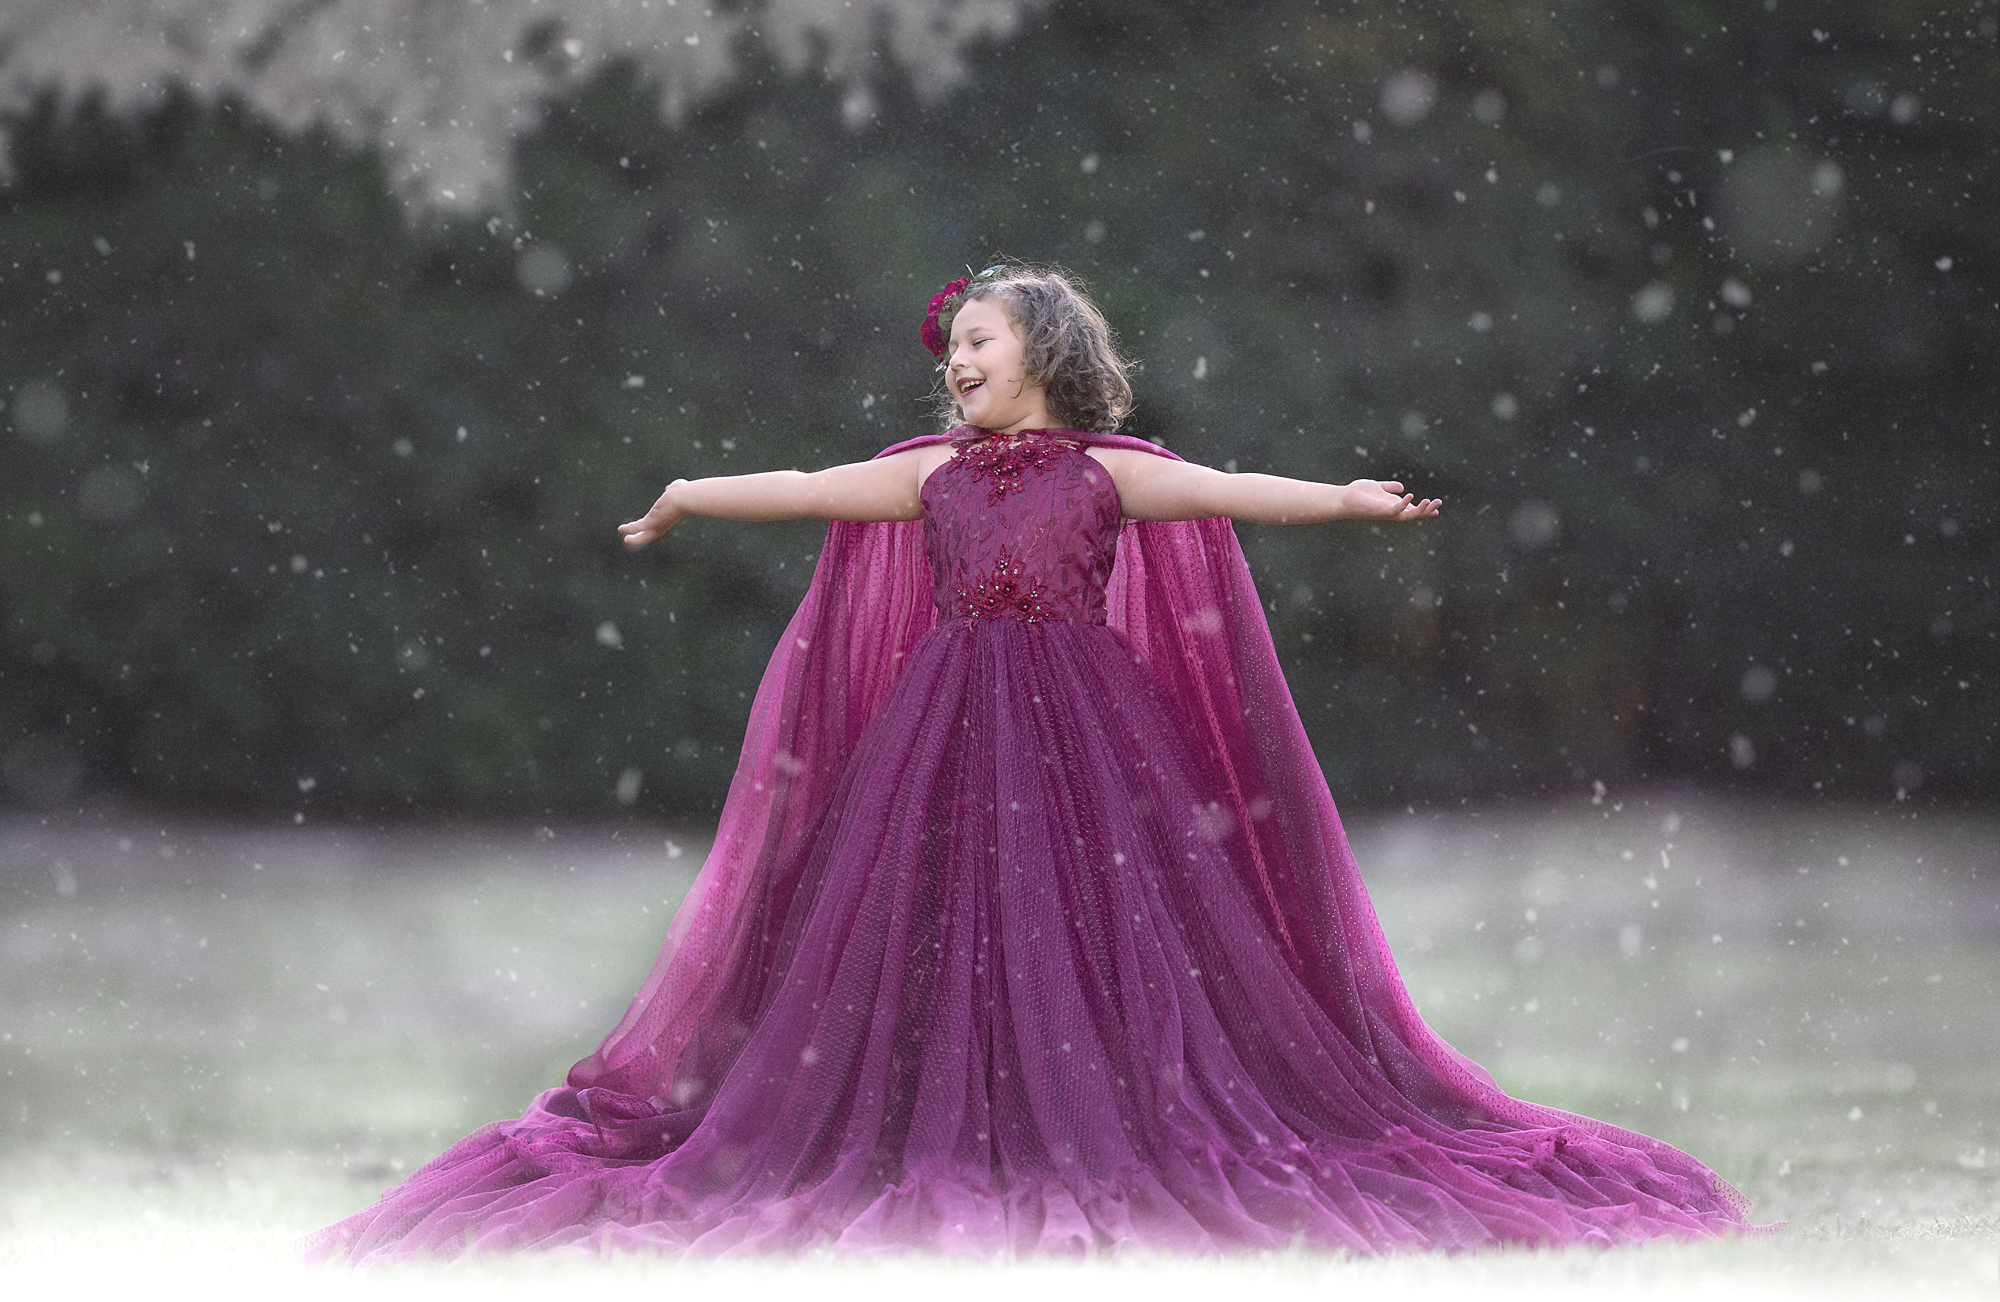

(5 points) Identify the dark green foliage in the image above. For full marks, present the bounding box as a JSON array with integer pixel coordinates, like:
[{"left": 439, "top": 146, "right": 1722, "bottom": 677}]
[{"left": 2, "top": 1, "right": 1994, "bottom": 816}]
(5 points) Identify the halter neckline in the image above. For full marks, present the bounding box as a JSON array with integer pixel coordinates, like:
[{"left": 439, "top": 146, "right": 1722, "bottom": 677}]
[{"left": 947, "top": 424, "right": 1087, "bottom": 444}]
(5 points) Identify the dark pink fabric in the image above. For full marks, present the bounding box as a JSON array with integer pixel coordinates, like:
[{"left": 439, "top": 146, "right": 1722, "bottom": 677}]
[
  {"left": 926, "top": 430, "right": 1120, "bottom": 625},
  {"left": 308, "top": 428, "right": 1756, "bottom": 1261}
]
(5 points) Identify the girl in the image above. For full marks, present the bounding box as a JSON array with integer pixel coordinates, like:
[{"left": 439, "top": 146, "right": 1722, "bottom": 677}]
[{"left": 312, "top": 265, "right": 1754, "bottom": 1260}]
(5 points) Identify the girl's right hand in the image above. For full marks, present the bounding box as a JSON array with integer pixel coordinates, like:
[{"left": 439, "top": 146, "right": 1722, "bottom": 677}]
[{"left": 618, "top": 480, "right": 688, "bottom": 546}]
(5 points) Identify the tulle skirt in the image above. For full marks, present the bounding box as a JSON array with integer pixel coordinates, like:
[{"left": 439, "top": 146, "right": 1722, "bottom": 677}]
[{"left": 310, "top": 618, "right": 1751, "bottom": 1260}]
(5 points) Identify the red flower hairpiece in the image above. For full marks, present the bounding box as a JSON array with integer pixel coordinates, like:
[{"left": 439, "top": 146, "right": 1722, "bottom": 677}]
[
  {"left": 919, "top": 264, "right": 1009, "bottom": 361},
  {"left": 920, "top": 276, "right": 971, "bottom": 359}
]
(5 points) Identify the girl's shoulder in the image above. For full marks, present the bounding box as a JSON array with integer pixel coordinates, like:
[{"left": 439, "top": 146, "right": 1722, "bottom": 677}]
[
  {"left": 908, "top": 439, "right": 957, "bottom": 494},
  {"left": 1081, "top": 439, "right": 1177, "bottom": 478},
  {"left": 1080, "top": 443, "right": 1146, "bottom": 470}
]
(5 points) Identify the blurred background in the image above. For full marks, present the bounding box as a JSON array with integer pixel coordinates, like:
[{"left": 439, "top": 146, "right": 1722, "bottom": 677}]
[
  {"left": 1, "top": 0, "right": 1996, "bottom": 1289},
  {"left": 2, "top": 0, "right": 1991, "bottom": 816}
]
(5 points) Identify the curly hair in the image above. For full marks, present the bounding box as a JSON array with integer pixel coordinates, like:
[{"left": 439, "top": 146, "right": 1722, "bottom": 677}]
[{"left": 931, "top": 265, "right": 1136, "bottom": 435}]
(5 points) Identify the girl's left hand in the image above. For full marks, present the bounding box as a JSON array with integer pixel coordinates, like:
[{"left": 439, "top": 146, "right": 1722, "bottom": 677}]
[{"left": 1341, "top": 480, "right": 1440, "bottom": 521}]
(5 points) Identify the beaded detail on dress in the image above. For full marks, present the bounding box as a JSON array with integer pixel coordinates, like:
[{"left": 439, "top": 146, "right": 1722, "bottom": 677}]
[
  {"left": 952, "top": 431, "right": 1081, "bottom": 505},
  {"left": 951, "top": 546, "right": 1061, "bottom": 624},
  {"left": 921, "top": 428, "right": 1121, "bottom": 626}
]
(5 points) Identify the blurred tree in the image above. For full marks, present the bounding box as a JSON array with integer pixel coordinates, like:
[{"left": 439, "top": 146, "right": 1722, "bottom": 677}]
[
  {"left": 0, "top": 0, "right": 1048, "bottom": 214},
  {"left": 1, "top": 0, "right": 1993, "bottom": 817}
]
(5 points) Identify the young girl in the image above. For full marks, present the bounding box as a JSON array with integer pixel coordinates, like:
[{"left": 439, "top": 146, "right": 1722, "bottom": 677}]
[{"left": 312, "top": 265, "right": 1754, "bottom": 1260}]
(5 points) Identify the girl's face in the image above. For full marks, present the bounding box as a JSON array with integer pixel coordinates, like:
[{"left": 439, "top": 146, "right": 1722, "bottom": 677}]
[{"left": 946, "top": 296, "right": 1054, "bottom": 436}]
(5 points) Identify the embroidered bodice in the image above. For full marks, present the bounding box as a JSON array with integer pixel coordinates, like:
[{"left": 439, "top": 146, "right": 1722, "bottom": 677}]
[{"left": 920, "top": 428, "right": 1122, "bottom": 626}]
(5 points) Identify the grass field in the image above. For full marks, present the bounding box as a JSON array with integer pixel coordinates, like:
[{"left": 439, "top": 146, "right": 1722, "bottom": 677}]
[{"left": 2, "top": 794, "right": 1996, "bottom": 1298}]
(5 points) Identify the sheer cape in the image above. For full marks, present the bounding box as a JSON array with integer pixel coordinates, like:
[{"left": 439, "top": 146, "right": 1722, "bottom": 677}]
[{"left": 309, "top": 427, "right": 1759, "bottom": 1259}]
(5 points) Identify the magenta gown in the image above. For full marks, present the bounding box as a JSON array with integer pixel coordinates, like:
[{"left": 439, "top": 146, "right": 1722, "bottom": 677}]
[{"left": 310, "top": 428, "right": 1755, "bottom": 1260}]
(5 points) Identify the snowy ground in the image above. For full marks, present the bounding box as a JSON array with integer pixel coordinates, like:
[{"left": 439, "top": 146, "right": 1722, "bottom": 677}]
[{"left": 2, "top": 795, "right": 1996, "bottom": 1298}]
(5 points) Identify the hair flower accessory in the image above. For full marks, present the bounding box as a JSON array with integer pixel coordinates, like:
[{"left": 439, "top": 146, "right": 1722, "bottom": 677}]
[
  {"left": 920, "top": 264, "right": 1009, "bottom": 361},
  {"left": 920, "top": 277, "right": 970, "bottom": 359}
]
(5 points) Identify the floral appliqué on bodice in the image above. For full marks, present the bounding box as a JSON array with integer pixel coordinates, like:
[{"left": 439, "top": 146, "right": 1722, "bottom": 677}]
[
  {"left": 952, "top": 435, "right": 1076, "bottom": 505},
  {"left": 921, "top": 428, "right": 1123, "bottom": 627}
]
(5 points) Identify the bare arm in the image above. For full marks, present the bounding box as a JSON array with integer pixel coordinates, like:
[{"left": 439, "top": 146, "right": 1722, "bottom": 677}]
[
  {"left": 1090, "top": 448, "right": 1440, "bottom": 524},
  {"left": 619, "top": 449, "right": 938, "bottom": 546}
]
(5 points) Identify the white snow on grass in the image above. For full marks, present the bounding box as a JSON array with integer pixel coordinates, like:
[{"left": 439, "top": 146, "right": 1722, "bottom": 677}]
[{"left": 3, "top": 797, "right": 1996, "bottom": 1297}]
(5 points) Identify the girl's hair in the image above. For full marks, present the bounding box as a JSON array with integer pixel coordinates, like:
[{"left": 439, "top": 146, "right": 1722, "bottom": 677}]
[{"left": 934, "top": 265, "right": 1136, "bottom": 434}]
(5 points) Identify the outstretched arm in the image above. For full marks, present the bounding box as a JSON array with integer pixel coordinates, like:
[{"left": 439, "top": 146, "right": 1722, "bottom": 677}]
[
  {"left": 618, "top": 450, "right": 931, "bottom": 546},
  {"left": 1091, "top": 448, "right": 1440, "bottom": 524}
]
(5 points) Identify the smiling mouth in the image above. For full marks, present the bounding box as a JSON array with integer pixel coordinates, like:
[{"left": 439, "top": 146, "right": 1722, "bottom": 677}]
[{"left": 957, "top": 378, "right": 984, "bottom": 396}]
